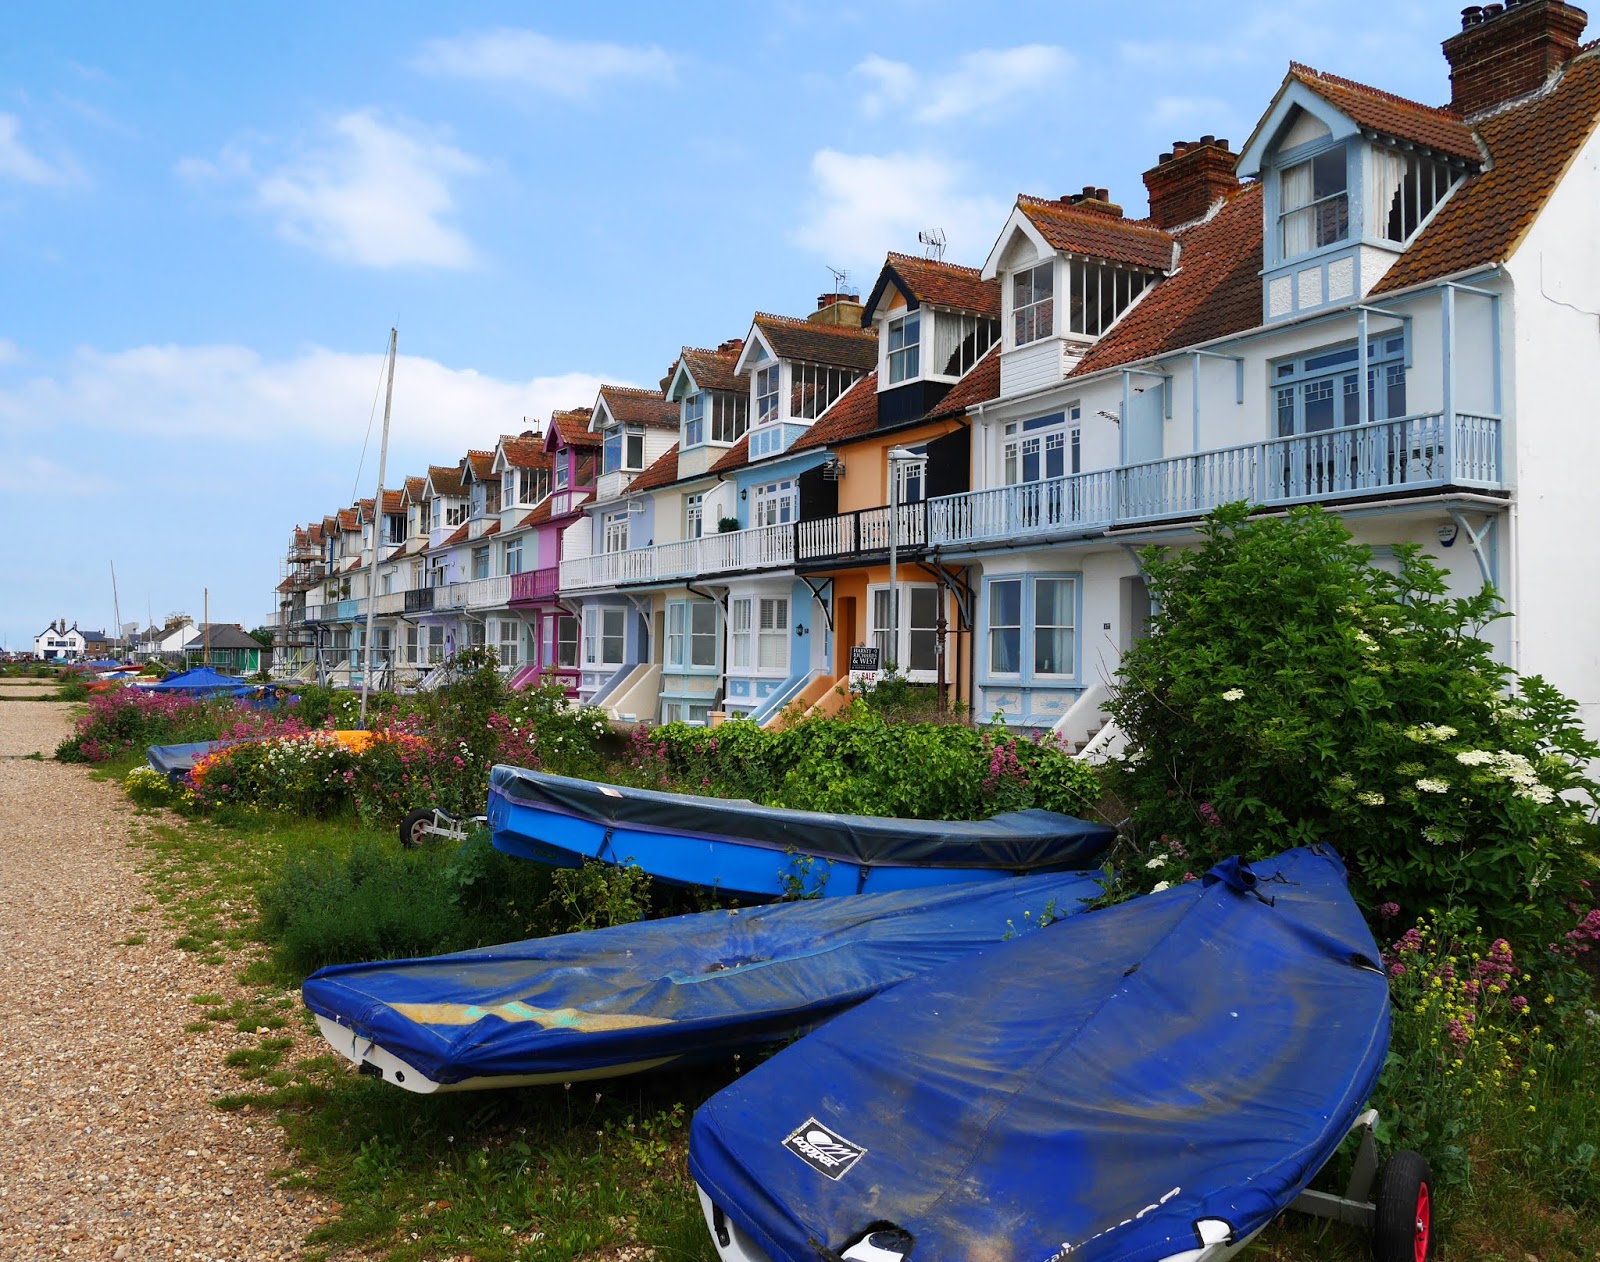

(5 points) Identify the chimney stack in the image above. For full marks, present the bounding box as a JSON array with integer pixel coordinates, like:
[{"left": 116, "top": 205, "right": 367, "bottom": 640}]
[
  {"left": 1064, "top": 185, "right": 1124, "bottom": 217},
  {"left": 1444, "top": 0, "right": 1588, "bottom": 117},
  {"left": 808, "top": 293, "right": 865, "bottom": 327},
  {"left": 1142, "top": 136, "right": 1241, "bottom": 230}
]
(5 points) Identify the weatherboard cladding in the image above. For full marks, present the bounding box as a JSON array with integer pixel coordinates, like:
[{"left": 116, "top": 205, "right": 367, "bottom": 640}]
[{"left": 752, "top": 313, "right": 878, "bottom": 371}]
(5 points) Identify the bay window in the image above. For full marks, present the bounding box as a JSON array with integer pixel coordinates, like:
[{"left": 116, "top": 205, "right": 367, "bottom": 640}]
[
  {"left": 756, "top": 366, "right": 781, "bottom": 425},
  {"left": 602, "top": 425, "right": 645, "bottom": 473},
  {"left": 986, "top": 575, "right": 1077, "bottom": 681},
  {"left": 666, "top": 600, "right": 719, "bottom": 670},
  {"left": 870, "top": 585, "right": 940, "bottom": 677},
  {"left": 683, "top": 393, "right": 706, "bottom": 448},
  {"left": 1012, "top": 261, "right": 1054, "bottom": 346},
  {"left": 1280, "top": 145, "right": 1349, "bottom": 258},
  {"left": 887, "top": 313, "right": 920, "bottom": 384},
  {"left": 1067, "top": 262, "right": 1152, "bottom": 337},
  {"left": 711, "top": 391, "right": 749, "bottom": 443},
  {"left": 934, "top": 311, "right": 1000, "bottom": 378},
  {"left": 730, "top": 598, "right": 752, "bottom": 669},
  {"left": 584, "top": 607, "right": 626, "bottom": 667}
]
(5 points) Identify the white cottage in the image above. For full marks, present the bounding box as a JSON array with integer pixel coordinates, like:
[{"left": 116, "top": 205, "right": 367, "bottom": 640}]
[{"left": 32, "top": 619, "right": 86, "bottom": 661}]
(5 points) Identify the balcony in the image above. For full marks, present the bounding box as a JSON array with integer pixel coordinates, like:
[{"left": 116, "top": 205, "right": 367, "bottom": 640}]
[
  {"left": 930, "top": 413, "right": 1503, "bottom": 547},
  {"left": 559, "top": 523, "right": 795, "bottom": 592},
  {"left": 798, "top": 503, "right": 925, "bottom": 564},
  {"left": 374, "top": 591, "right": 405, "bottom": 615},
  {"left": 467, "top": 575, "right": 511, "bottom": 609},
  {"left": 510, "top": 566, "right": 561, "bottom": 604},
  {"left": 404, "top": 587, "right": 434, "bottom": 614}
]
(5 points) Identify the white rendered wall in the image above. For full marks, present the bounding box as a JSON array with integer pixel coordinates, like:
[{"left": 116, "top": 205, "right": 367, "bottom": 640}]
[{"left": 1503, "top": 122, "right": 1600, "bottom": 736}]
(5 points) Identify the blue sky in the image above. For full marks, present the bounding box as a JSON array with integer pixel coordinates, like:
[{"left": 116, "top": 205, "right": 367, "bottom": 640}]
[{"left": 2, "top": 0, "right": 1459, "bottom": 650}]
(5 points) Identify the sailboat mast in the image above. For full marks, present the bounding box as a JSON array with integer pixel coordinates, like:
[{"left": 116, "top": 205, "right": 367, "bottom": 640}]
[
  {"left": 360, "top": 328, "right": 397, "bottom": 724},
  {"left": 110, "top": 562, "right": 122, "bottom": 658}
]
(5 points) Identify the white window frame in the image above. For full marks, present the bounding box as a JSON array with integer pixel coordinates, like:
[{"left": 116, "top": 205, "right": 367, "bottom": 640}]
[
  {"left": 730, "top": 598, "right": 752, "bottom": 669},
  {"left": 603, "top": 511, "right": 630, "bottom": 555},
  {"left": 868, "top": 583, "right": 942, "bottom": 680},
  {"left": 1002, "top": 407, "right": 1083, "bottom": 485},
  {"left": 757, "top": 596, "right": 789, "bottom": 673},
  {"left": 556, "top": 614, "right": 579, "bottom": 668},
  {"left": 1279, "top": 143, "right": 1350, "bottom": 260},
  {"left": 471, "top": 545, "right": 490, "bottom": 581},
  {"left": 891, "top": 444, "right": 929, "bottom": 505},
  {"left": 886, "top": 312, "right": 920, "bottom": 384},
  {"left": 503, "top": 535, "right": 523, "bottom": 576},
  {"left": 1012, "top": 261, "right": 1054, "bottom": 347},
  {"left": 755, "top": 365, "right": 781, "bottom": 425},
  {"left": 498, "top": 619, "right": 521, "bottom": 667},
  {"left": 685, "top": 491, "right": 704, "bottom": 540},
  {"left": 752, "top": 480, "right": 796, "bottom": 528},
  {"left": 584, "top": 606, "right": 627, "bottom": 668},
  {"left": 983, "top": 574, "right": 1078, "bottom": 683},
  {"left": 683, "top": 393, "right": 706, "bottom": 448}
]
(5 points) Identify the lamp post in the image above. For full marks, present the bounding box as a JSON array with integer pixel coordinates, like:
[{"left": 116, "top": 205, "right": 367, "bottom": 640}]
[{"left": 885, "top": 446, "right": 919, "bottom": 675}]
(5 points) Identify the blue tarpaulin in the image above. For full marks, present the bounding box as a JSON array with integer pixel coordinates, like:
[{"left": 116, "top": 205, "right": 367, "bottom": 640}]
[
  {"left": 148, "top": 667, "right": 253, "bottom": 696},
  {"left": 301, "top": 869, "right": 1104, "bottom": 1089},
  {"left": 146, "top": 741, "right": 223, "bottom": 782},
  {"left": 689, "top": 846, "right": 1390, "bottom": 1262}
]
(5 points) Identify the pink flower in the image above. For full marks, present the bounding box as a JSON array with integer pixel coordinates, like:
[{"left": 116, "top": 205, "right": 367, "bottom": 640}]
[{"left": 1378, "top": 902, "right": 1401, "bottom": 919}]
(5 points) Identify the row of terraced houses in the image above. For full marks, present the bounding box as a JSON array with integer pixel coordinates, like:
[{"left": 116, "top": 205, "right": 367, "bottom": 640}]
[{"left": 273, "top": 3, "right": 1600, "bottom": 744}]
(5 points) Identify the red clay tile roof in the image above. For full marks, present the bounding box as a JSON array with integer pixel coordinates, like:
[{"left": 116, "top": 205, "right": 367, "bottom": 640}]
[
  {"left": 441, "top": 523, "right": 470, "bottom": 547},
  {"left": 929, "top": 346, "right": 1001, "bottom": 418},
  {"left": 629, "top": 443, "right": 683, "bottom": 492},
  {"left": 402, "top": 475, "right": 427, "bottom": 502},
  {"left": 1016, "top": 198, "right": 1175, "bottom": 271},
  {"left": 337, "top": 508, "right": 360, "bottom": 531},
  {"left": 709, "top": 434, "right": 751, "bottom": 474},
  {"left": 519, "top": 501, "right": 554, "bottom": 528},
  {"left": 1071, "top": 183, "right": 1265, "bottom": 378},
  {"left": 598, "top": 385, "right": 678, "bottom": 430},
  {"left": 428, "top": 464, "right": 466, "bottom": 497},
  {"left": 481, "top": 521, "right": 502, "bottom": 538},
  {"left": 677, "top": 342, "right": 745, "bottom": 394},
  {"left": 791, "top": 373, "right": 880, "bottom": 452},
  {"left": 752, "top": 313, "right": 878, "bottom": 371},
  {"left": 1288, "top": 63, "right": 1480, "bottom": 161},
  {"left": 357, "top": 498, "right": 374, "bottom": 518},
  {"left": 499, "top": 436, "right": 551, "bottom": 469},
  {"left": 465, "top": 450, "right": 496, "bottom": 481},
  {"left": 307, "top": 524, "right": 325, "bottom": 544},
  {"left": 380, "top": 490, "right": 404, "bottom": 512},
  {"left": 549, "top": 407, "right": 603, "bottom": 449},
  {"left": 1375, "top": 49, "right": 1600, "bottom": 293},
  {"left": 866, "top": 253, "right": 1000, "bottom": 319}
]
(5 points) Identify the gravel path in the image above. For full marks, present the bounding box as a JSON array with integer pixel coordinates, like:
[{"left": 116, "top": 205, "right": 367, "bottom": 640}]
[{"left": 0, "top": 701, "right": 334, "bottom": 1260}]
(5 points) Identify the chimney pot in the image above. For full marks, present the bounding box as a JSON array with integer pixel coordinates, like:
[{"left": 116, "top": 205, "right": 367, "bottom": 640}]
[
  {"left": 1483, "top": 2, "right": 1503, "bottom": 14},
  {"left": 1445, "top": 0, "right": 1589, "bottom": 114},
  {"left": 1159, "top": 152, "right": 1174, "bottom": 164},
  {"left": 1200, "top": 133, "right": 1216, "bottom": 145},
  {"left": 1082, "top": 184, "right": 1097, "bottom": 198},
  {"left": 1096, "top": 187, "right": 1109, "bottom": 201}
]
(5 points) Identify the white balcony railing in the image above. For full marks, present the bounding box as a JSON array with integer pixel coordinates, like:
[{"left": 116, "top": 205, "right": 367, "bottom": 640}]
[
  {"left": 559, "top": 522, "right": 795, "bottom": 592},
  {"left": 467, "top": 575, "right": 512, "bottom": 609},
  {"left": 374, "top": 591, "right": 406, "bottom": 615}
]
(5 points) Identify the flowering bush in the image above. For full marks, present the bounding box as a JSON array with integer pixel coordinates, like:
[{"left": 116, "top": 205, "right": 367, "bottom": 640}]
[
  {"left": 190, "top": 730, "right": 365, "bottom": 818},
  {"left": 1107, "top": 503, "right": 1599, "bottom": 943},
  {"left": 55, "top": 688, "right": 239, "bottom": 763}
]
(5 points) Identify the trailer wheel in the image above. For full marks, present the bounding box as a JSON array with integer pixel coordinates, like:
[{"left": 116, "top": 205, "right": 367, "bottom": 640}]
[
  {"left": 399, "top": 809, "right": 435, "bottom": 850},
  {"left": 1372, "top": 1149, "right": 1433, "bottom": 1262}
]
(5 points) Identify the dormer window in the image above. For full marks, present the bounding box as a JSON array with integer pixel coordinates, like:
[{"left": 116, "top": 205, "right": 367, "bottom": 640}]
[
  {"left": 683, "top": 393, "right": 706, "bottom": 447},
  {"left": 555, "top": 459, "right": 569, "bottom": 489},
  {"left": 935, "top": 313, "right": 999, "bottom": 377},
  {"left": 1372, "top": 148, "right": 1460, "bottom": 243},
  {"left": 791, "top": 363, "right": 860, "bottom": 419},
  {"left": 603, "top": 425, "right": 644, "bottom": 474},
  {"left": 887, "top": 314, "right": 920, "bottom": 384},
  {"left": 1068, "top": 264, "right": 1153, "bottom": 337},
  {"left": 755, "top": 365, "right": 781, "bottom": 425},
  {"left": 1280, "top": 145, "right": 1349, "bottom": 257},
  {"left": 471, "top": 482, "right": 488, "bottom": 516},
  {"left": 1012, "top": 262, "right": 1054, "bottom": 346},
  {"left": 711, "top": 392, "right": 748, "bottom": 443},
  {"left": 505, "top": 466, "right": 548, "bottom": 507}
]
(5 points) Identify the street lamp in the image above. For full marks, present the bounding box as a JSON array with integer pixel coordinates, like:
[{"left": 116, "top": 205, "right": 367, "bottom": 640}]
[{"left": 885, "top": 446, "right": 920, "bottom": 674}]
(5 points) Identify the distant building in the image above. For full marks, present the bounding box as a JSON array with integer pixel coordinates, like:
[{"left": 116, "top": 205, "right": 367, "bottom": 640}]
[{"left": 32, "top": 619, "right": 86, "bottom": 662}]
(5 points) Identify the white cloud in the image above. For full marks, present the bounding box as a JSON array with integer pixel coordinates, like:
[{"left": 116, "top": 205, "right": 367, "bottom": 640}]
[
  {"left": 0, "top": 338, "right": 22, "bottom": 365},
  {"left": 792, "top": 150, "right": 1008, "bottom": 273},
  {"left": 0, "top": 454, "right": 108, "bottom": 494},
  {"left": 412, "top": 28, "right": 676, "bottom": 100},
  {"left": 0, "top": 113, "right": 82, "bottom": 186},
  {"left": 0, "top": 342, "right": 611, "bottom": 462},
  {"left": 857, "top": 46, "right": 1074, "bottom": 124},
  {"left": 1146, "top": 96, "right": 1238, "bottom": 134},
  {"left": 180, "top": 111, "right": 482, "bottom": 269}
]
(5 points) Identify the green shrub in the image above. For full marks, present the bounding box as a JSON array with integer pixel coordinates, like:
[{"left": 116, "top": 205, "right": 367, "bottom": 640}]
[{"left": 1107, "top": 503, "right": 1599, "bottom": 943}]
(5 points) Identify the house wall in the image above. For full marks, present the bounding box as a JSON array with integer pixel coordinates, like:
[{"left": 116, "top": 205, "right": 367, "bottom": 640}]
[
  {"left": 1504, "top": 122, "right": 1600, "bottom": 735},
  {"left": 834, "top": 420, "right": 961, "bottom": 515}
]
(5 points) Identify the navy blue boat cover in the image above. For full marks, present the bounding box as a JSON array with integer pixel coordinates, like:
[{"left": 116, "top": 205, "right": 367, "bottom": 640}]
[
  {"left": 490, "top": 766, "right": 1115, "bottom": 872},
  {"left": 146, "top": 741, "right": 220, "bottom": 780},
  {"left": 301, "top": 870, "right": 1103, "bottom": 1085},
  {"left": 689, "top": 846, "right": 1390, "bottom": 1262}
]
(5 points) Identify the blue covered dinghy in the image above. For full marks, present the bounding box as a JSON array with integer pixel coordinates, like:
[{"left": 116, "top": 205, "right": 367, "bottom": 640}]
[
  {"left": 690, "top": 845, "right": 1393, "bottom": 1262},
  {"left": 302, "top": 869, "right": 1102, "bottom": 1094},
  {"left": 488, "top": 765, "right": 1115, "bottom": 900},
  {"left": 146, "top": 740, "right": 223, "bottom": 782}
]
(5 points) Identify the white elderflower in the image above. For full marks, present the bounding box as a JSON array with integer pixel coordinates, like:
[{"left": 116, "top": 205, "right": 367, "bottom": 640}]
[
  {"left": 1151, "top": 881, "right": 1171, "bottom": 893},
  {"left": 1456, "top": 749, "right": 1494, "bottom": 767},
  {"left": 1145, "top": 857, "right": 1165, "bottom": 869},
  {"left": 1415, "top": 777, "right": 1450, "bottom": 794},
  {"left": 1357, "top": 791, "right": 1386, "bottom": 806},
  {"left": 1220, "top": 688, "right": 1245, "bottom": 702}
]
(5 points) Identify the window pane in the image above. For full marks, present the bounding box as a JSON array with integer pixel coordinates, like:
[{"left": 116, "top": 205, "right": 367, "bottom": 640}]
[
  {"left": 991, "top": 579, "right": 1022, "bottom": 629},
  {"left": 990, "top": 627, "right": 1020, "bottom": 674}
]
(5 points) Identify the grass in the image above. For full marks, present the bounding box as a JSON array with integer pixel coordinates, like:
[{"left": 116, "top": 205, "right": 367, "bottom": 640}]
[{"left": 108, "top": 785, "right": 1599, "bottom": 1261}]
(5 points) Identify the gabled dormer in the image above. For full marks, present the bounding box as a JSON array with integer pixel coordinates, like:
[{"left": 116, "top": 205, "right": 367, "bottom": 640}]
[
  {"left": 589, "top": 385, "right": 678, "bottom": 502},
  {"left": 734, "top": 306, "right": 877, "bottom": 461},
  {"left": 461, "top": 449, "right": 500, "bottom": 538},
  {"left": 493, "top": 430, "right": 552, "bottom": 525},
  {"left": 982, "top": 189, "right": 1172, "bottom": 398},
  {"left": 665, "top": 339, "right": 749, "bottom": 478},
  {"left": 423, "top": 462, "right": 468, "bottom": 548},
  {"left": 400, "top": 476, "right": 429, "bottom": 545},
  {"left": 1237, "top": 64, "right": 1479, "bottom": 322},
  {"left": 543, "top": 407, "right": 600, "bottom": 516},
  {"left": 862, "top": 252, "right": 1000, "bottom": 426}
]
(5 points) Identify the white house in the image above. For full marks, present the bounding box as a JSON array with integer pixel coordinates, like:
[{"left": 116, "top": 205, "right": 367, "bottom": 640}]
[{"left": 32, "top": 620, "right": 86, "bottom": 662}]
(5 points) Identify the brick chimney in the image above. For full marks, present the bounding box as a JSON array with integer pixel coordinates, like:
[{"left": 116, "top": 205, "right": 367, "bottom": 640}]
[
  {"left": 1143, "top": 137, "right": 1241, "bottom": 230},
  {"left": 808, "top": 293, "right": 865, "bottom": 327},
  {"left": 1064, "top": 185, "right": 1124, "bottom": 217},
  {"left": 1444, "top": 0, "right": 1589, "bottom": 117}
]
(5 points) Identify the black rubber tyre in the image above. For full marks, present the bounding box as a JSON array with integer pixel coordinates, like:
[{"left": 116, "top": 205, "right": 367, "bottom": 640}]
[
  {"left": 1372, "top": 1149, "right": 1434, "bottom": 1262},
  {"left": 399, "top": 809, "right": 435, "bottom": 850}
]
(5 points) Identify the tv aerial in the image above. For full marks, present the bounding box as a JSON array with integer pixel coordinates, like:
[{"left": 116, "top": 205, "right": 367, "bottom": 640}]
[
  {"left": 827, "top": 265, "right": 857, "bottom": 298},
  {"left": 918, "top": 228, "right": 946, "bottom": 261}
]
